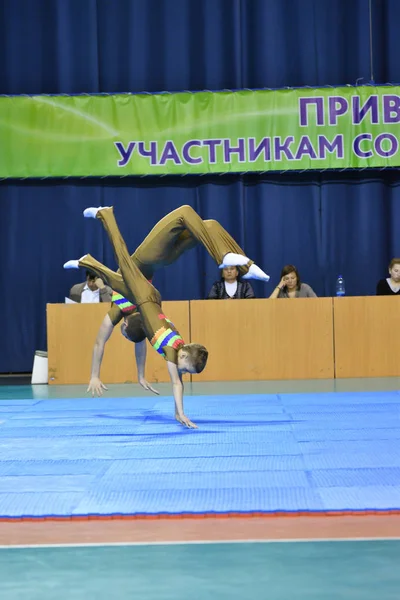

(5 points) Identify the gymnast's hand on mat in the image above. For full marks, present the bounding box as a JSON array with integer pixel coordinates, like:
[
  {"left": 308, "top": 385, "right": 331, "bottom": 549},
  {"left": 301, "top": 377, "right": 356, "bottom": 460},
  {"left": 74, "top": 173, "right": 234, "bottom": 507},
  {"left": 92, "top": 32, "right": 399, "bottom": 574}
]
[
  {"left": 175, "top": 413, "right": 198, "bottom": 429},
  {"left": 87, "top": 377, "right": 108, "bottom": 397},
  {"left": 138, "top": 377, "right": 160, "bottom": 395}
]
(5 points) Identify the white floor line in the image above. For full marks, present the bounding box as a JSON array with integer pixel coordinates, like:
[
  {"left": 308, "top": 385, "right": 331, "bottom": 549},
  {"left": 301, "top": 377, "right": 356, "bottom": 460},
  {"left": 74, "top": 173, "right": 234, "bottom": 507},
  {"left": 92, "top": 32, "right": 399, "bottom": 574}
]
[{"left": 0, "top": 537, "right": 400, "bottom": 549}]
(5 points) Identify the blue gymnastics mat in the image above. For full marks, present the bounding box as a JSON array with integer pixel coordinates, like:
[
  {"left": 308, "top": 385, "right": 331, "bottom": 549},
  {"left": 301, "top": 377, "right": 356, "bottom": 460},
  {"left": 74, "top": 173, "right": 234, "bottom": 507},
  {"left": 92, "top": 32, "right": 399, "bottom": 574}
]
[{"left": 1, "top": 390, "right": 400, "bottom": 518}]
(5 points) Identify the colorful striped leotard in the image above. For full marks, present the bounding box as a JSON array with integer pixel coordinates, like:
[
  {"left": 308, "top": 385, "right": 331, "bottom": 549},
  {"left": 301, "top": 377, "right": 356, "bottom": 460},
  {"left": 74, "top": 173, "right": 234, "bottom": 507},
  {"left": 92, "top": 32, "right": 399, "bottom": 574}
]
[
  {"left": 151, "top": 314, "right": 185, "bottom": 357},
  {"left": 107, "top": 292, "right": 137, "bottom": 325},
  {"left": 111, "top": 291, "right": 137, "bottom": 314}
]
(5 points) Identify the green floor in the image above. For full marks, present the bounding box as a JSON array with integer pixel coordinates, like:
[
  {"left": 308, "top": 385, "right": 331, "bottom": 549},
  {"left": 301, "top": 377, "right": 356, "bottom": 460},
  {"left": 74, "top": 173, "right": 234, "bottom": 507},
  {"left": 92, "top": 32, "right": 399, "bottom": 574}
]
[
  {"left": 1, "top": 376, "right": 400, "bottom": 400},
  {"left": 0, "top": 540, "right": 399, "bottom": 599}
]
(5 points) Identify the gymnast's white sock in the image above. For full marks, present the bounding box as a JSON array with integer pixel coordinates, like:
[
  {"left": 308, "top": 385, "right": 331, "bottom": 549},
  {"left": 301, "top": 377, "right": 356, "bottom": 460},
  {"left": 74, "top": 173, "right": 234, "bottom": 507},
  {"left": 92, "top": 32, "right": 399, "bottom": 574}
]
[
  {"left": 83, "top": 206, "right": 111, "bottom": 219},
  {"left": 242, "top": 264, "right": 270, "bottom": 282},
  {"left": 219, "top": 252, "right": 250, "bottom": 268},
  {"left": 63, "top": 255, "right": 87, "bottom": 270}
]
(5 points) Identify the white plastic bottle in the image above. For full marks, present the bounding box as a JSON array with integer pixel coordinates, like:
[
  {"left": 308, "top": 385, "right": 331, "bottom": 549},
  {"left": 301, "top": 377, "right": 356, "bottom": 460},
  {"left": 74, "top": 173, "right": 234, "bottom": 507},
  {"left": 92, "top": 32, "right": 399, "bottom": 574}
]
[{"left": 336, "top": 275, "right": 345, "bottom": 296}]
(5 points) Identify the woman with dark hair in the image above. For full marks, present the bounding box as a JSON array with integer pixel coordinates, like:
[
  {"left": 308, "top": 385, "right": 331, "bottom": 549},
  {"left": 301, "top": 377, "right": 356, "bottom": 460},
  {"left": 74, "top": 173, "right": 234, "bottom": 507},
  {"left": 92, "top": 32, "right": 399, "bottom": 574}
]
[
  {"left": 269, "top": 264, "right": 317, "bottom": 299},
  {"left": 208, "top": 266, "right": 255, "bottom": 299}
]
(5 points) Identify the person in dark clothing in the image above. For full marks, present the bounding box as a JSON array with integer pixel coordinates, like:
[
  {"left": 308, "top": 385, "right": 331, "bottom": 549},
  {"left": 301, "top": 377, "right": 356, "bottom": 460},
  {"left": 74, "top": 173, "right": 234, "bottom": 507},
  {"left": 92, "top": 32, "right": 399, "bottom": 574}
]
[
  {"left": 376, "top": 258, "right": 400, "bottom": 296},
  {"left": 208, "top": 266, "right": 255, "bottom": 300}
]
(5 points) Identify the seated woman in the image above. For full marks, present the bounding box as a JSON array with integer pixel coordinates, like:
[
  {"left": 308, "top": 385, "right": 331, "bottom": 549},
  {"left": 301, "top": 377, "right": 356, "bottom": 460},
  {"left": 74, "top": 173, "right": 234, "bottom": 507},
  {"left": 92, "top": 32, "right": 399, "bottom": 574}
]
[
  {"left": 207, "top": 266, "right": 255, "bottom": 299},
  {"left": 376, "top": 258, "right": 400, "bottom": 295},
  {"left": 269, "top": 264, "right": 317, "bottom": 298}
]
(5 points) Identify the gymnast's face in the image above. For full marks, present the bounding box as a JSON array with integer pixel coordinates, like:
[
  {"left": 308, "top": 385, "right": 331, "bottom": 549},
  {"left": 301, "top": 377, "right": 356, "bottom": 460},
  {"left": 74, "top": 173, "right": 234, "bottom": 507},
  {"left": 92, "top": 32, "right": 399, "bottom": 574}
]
[
  {"left": 120, "top": 320, "right": 131, "bottom": 342},
  {"left": 177, "top": 352, "right": 197, "bottom": 374}
]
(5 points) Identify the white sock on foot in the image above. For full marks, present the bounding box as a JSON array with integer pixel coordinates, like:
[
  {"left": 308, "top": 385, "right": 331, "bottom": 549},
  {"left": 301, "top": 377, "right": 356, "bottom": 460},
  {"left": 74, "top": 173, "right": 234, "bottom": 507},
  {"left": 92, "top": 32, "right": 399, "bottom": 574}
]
[
  {"left": 63, "top": 255, "right": 87, "bottom": 270},
  {"left": 63, "top": 260, "right": 79, "bottom": 270},
  {"left": 242, "top": 264, "right": 270, "bottom": 282},
  {"left": 219, "top": 252, "right": 250, "bottom": 268},
  {"left": 83, "top": 206, "right": 111, "bottom": 219}
]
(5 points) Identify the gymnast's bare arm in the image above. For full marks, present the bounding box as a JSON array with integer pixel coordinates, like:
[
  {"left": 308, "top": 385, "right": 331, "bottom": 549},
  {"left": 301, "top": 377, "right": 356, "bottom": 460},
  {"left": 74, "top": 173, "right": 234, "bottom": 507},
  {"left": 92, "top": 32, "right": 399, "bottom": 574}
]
[
  {"left": 167, "top": 360, "right": 197, "bottom": 429},
  {"left": 87, "top": 314, "right": 114, "bottom": 396},
  {"left": 134, "top": 339, "right": 159, "bottom": 395},
  {"left": 87, "top": 313, "right": 156, "bottom": 397}
]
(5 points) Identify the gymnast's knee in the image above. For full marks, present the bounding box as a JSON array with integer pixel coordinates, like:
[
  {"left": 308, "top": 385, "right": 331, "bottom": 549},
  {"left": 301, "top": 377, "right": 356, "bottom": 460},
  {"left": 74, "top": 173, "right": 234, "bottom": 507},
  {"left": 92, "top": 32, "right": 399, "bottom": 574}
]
[
  {"left": 177, "top": 205, "right": 196, "bottom": 219},
  {"left": 204, "top": 219, "right": 219, "bottom": 231}
]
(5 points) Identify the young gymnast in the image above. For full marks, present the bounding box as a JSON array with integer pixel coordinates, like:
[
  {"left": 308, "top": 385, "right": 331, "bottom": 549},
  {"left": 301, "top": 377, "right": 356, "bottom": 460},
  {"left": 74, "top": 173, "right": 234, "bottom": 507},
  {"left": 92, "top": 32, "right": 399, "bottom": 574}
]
[
  {"left": 64, "top": 205, "right": 269, "bottom": 428},
  {"left": 86, "top": 282, "right": 156, "bottom": 398}
]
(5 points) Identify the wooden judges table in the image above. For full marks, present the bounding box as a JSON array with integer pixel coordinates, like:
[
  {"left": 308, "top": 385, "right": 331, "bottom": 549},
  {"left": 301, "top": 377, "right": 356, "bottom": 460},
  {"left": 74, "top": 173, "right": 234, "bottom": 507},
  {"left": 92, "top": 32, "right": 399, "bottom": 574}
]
[
  {"left": 46, "top": 302, "right": 190, "bottom": 385},
  {"left": 47, "top": 297, "right": 400, "bottom": 385}
]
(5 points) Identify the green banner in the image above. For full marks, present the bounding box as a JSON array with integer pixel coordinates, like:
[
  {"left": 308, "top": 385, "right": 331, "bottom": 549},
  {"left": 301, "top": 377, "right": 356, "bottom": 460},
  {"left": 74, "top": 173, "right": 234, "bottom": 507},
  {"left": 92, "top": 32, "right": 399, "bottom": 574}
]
[{"left": 2, "top": 86, "right": 400, "bottom": 178}]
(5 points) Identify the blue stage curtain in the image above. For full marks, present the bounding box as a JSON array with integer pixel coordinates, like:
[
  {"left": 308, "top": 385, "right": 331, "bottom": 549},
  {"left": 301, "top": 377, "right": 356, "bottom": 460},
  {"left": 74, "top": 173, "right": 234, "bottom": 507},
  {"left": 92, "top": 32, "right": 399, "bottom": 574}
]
[{"left": 1, "top": 0, "right": 400, "bottom": 371}]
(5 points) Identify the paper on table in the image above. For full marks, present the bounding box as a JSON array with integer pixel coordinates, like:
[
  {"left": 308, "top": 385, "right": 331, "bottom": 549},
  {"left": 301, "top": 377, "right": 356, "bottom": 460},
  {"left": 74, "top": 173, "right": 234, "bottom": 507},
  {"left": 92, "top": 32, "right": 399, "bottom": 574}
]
[{"left": 65, "top": 297, "right": 77, "bottom": 304}]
